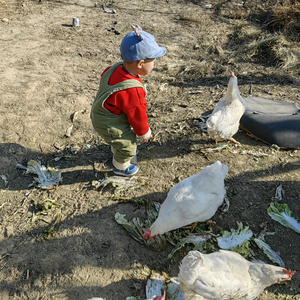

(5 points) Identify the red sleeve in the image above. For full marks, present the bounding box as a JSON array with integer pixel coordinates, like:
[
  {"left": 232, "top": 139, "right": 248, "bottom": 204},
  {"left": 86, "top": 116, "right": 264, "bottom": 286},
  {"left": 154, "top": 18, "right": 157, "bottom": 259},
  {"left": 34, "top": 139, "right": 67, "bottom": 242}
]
[
  {"left": 105, "top": 87, "right": 149, "bottom": 136},
  {"left": 118, "top": 88, "right": 149, "bottom": 136}
]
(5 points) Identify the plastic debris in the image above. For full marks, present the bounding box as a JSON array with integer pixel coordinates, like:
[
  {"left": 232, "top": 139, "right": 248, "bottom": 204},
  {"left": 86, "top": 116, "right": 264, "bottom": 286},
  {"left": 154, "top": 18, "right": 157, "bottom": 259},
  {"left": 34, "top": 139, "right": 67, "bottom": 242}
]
[
  {"left": 275, "top": 184, "right": 284, "bottom": 201},
  {"left": 267, "top": 202, "right": 300, "bottom": 233},
  {"left": 16, "top": 160, "right": 62, "bottom": 189},
  {"left": 0, "top": 175, "right": 8, "bottom": 186},
  {"left": 217, "top": 222, "right": 253, "bottom": 250},
  {"left": 254, "top": 238, "right": 285, "bottom": 267}
]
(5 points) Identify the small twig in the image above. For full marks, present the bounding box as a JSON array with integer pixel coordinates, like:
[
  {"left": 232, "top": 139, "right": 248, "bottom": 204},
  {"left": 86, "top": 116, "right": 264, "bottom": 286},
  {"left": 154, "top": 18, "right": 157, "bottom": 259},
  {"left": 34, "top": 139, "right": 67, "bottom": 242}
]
[
  {"left": 249, "top": 82, "right": 252, "bottom": 94},
  {"left": 38, "top": 290, "right": 49, "bottom": 300},
  {"left": 0, "top": 238, "right": 27, "bottom": 262},
  {"left": 0, "top": 253, "right": 11, "bottom": 261},
  {"left": 152, "top": 131, "right": 163, "bottom": 142},
  {"left": 262, "top": 10, "right": 273, "bottom": 27}
]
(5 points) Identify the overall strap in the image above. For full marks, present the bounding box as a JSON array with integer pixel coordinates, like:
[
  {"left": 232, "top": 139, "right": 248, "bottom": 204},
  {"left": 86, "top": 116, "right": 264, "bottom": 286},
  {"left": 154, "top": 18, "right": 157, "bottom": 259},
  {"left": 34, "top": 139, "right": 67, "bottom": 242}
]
[{"left": 96, "top": 62, "right": 144, "bottom": 104}]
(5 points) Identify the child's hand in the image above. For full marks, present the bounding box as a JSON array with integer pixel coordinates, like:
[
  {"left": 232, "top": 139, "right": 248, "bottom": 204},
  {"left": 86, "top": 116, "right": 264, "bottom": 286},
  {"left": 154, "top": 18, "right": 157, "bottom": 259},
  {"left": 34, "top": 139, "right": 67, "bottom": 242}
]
[{"left": 142, "top": 134, "right": 153, "bottom": 143}]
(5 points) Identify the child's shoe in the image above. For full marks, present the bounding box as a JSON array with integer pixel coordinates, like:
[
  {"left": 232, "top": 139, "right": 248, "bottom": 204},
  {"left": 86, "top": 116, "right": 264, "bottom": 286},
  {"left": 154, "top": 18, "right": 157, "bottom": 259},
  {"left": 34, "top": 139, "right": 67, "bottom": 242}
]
[
  {"left": 130, "top": 149, "right": 139, "bottom": 164},
  {"left": 113, "top": 164, "right": 139, "bottom": 176}
]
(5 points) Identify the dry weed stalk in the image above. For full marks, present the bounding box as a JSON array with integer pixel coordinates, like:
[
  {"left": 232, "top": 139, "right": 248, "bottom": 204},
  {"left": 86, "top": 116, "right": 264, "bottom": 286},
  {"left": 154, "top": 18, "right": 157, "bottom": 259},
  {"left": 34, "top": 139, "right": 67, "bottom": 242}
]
[{"left": 178, "top": 12, "right": 209, "bottom": 24}]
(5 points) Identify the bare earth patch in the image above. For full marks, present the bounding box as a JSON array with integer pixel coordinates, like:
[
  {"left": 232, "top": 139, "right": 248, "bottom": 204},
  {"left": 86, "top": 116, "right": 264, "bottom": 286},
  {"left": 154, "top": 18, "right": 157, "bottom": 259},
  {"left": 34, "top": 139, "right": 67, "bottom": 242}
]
[{"left": 0, "top": 0, "right": 300, "bottom": 299}]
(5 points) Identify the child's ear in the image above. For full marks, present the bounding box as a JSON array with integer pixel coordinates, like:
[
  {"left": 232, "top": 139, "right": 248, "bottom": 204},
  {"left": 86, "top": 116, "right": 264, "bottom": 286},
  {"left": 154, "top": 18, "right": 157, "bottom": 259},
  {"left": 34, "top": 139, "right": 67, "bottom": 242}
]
[{"left": 137, "top": 60, "right": 144, "bottom": 69}]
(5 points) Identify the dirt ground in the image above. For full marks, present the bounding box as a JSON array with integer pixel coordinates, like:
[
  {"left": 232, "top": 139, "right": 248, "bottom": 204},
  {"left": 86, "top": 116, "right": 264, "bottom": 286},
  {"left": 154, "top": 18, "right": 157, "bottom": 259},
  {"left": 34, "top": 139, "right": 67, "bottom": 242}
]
[{"left": 0, "top": 0, "right": 300, "bottom": 299}]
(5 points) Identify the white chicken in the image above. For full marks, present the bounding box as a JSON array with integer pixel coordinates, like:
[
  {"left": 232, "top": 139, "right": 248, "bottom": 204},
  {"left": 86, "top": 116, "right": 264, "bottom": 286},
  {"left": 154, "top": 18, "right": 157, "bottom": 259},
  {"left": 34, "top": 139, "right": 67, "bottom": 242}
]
[
  {"left": 178, "top": 250, "right": 295, "bottom": 300},
  {"left": 143, "top": 161, "right": 228, "bottom": 239},
  {"left": 206, "top": 71, "right": 246, "bottom": 144}
]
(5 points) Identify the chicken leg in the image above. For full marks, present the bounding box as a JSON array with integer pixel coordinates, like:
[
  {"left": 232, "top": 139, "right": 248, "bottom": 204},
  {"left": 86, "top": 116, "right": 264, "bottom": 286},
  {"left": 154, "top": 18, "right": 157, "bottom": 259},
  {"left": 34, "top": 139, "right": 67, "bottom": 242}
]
[
  {"left": 228, "top": 137, "right": 241, "bottom": 145},
  {"left": 183, "top": 222, "right": 198, "bottom": 232}
]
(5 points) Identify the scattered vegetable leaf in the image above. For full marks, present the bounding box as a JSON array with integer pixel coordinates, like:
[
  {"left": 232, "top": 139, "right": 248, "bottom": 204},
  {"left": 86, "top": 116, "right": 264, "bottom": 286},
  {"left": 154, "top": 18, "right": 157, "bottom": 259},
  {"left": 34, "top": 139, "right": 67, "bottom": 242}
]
[
  {"left": 254, "top": 238, "right": 285, "bottom": 267},
  {"left": 17, "top": 160, "right": 62, "bottom": 189},
  {"left": 37, "top": 213, "right": 62, "bottom": 242},
  {"left": 92, "top": 175, "right": 149, "bottom": 194},
  {"left": 114, "top": 212, "right": 167, "bottom": 251},
  {"left": 38, "top": 199, "right": 57, "bottom": 212},
  {"left": 147, "top": 145, "right": 156, "bottom": 151},
  {"left": 168, "top": 233, "right": 213, "bottom": 259},
  {"left": 217, "top": 222, "right": 253, "bottom": 250},
  {"left": 267, "top": 202, "right": 300, "bottom": 233}
]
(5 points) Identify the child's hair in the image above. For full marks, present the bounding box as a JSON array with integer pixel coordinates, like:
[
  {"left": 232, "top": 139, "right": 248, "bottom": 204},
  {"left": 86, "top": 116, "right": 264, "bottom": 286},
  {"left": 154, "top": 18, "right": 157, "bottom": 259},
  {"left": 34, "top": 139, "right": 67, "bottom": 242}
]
[{"left": 120, "top": 25, "right": 166, "bottom": 62}]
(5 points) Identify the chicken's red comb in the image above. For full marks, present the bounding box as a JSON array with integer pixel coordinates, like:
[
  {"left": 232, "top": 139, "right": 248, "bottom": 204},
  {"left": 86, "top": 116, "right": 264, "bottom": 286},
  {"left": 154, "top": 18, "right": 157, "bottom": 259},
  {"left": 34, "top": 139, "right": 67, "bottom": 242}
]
[
  {"left": 283, "top": 269, "right": 296, "bottom": 278},
  {"left": 143, "top": 228, "right": 151, "bottom": 239}
]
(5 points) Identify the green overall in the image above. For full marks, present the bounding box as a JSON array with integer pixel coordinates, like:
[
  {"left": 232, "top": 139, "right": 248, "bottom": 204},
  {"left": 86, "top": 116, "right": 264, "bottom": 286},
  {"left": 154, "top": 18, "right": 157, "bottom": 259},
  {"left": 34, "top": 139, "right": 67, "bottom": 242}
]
[{"left": 90, "top": 62, "right": 145, "bottom": 165}]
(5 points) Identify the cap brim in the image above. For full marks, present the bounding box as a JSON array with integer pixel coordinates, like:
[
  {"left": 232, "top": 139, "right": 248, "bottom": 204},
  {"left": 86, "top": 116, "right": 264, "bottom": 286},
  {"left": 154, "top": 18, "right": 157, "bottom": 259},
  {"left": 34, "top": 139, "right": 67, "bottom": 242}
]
[{"left": 148, "top": 47, "right": 167, "bottom": 59}]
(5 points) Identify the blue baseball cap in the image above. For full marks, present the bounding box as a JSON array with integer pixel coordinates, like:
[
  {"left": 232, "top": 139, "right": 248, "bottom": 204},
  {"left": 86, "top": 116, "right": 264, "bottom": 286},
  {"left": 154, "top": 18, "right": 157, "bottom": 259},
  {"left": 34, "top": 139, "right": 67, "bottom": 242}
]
[{"left": 120, "top": 25, "right": 166, "bottom": 62}]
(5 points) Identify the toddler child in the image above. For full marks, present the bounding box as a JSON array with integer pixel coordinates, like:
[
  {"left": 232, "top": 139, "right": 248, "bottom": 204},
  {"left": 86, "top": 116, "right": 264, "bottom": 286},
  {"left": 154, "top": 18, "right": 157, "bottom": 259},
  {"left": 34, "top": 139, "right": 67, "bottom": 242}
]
[{"left": 90, "top": 25, "right": 166, "bottom": 176}]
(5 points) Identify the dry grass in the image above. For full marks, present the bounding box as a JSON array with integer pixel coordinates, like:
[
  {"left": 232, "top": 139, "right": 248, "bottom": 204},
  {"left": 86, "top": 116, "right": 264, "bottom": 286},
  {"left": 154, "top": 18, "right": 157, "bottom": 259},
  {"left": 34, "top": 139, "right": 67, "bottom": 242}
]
[
  {"left": 175, "top": 1, "right": 300, "bottom": 77},
  {"left": 178, "top": 11, "right": 211, "bottom": 24},
  {"left": 235, "top": 24, "right": 263, "bottom": 42},
  {"left": 234, "top": 23, "right": 300, "bottom": 70},
  {"left": 265, "top": 1, "right": 300, "bottom": 41}
]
